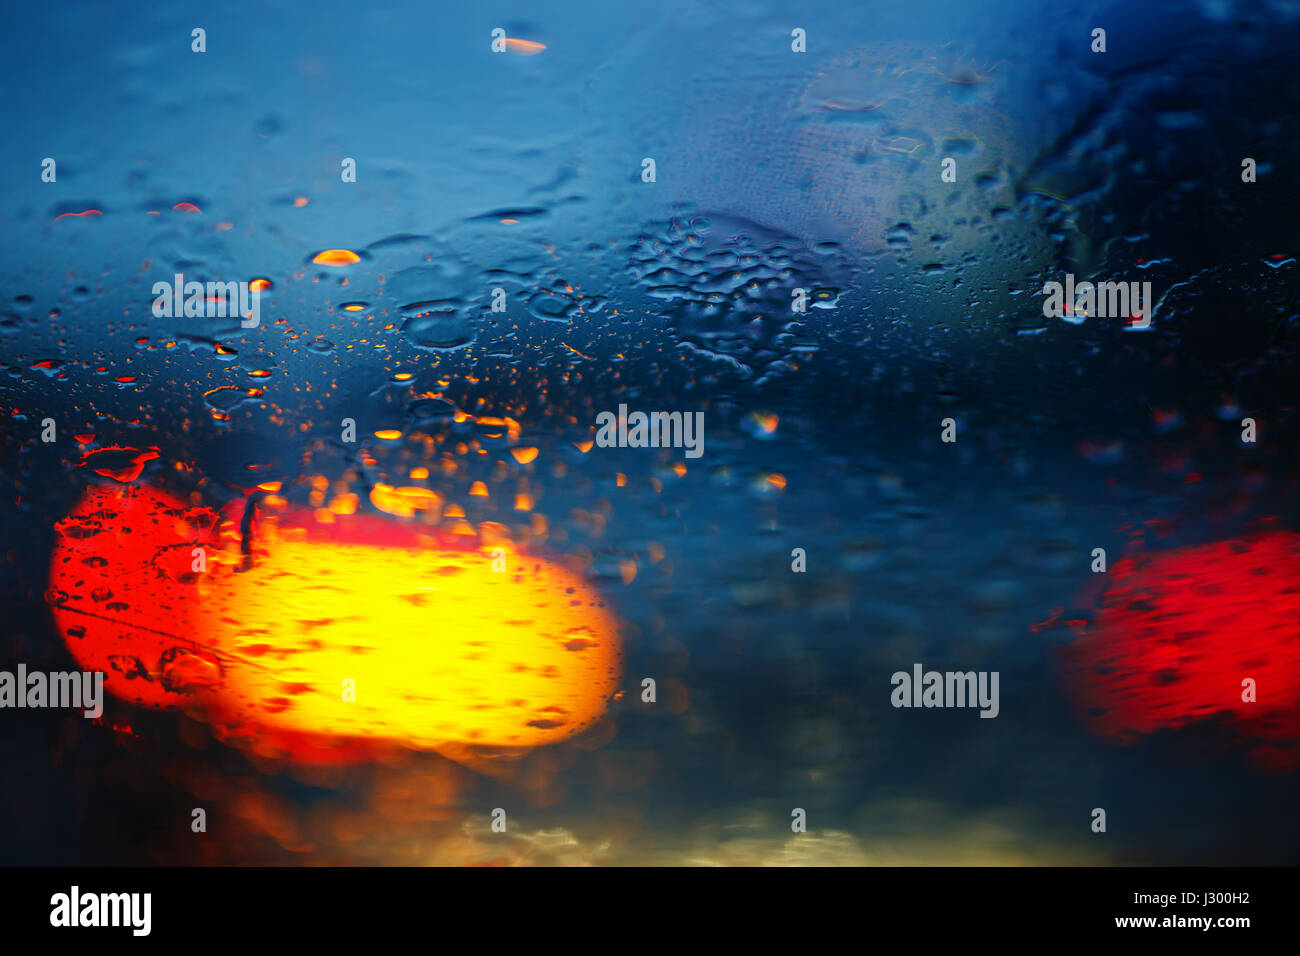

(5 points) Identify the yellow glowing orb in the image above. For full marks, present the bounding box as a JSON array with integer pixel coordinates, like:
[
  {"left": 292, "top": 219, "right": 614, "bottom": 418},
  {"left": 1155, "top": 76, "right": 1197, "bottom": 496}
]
[
  {"left": 196, "top": 522, "right": 621, "bottom": 750},
  {"left": 50, "top": 487, "right": 622, "bottom": 762}
]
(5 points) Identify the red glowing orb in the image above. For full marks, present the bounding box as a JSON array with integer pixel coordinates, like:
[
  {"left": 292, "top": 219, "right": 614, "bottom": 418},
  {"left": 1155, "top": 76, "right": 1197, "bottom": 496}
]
[{"left": 1060, "top": 531, "right": 1300, "bottom": 769}]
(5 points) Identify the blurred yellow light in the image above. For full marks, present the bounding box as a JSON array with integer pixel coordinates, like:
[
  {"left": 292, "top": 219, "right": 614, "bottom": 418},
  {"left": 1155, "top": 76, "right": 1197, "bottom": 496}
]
[{"left": 197, "top": 535, "right": 621, "bottom": 749}]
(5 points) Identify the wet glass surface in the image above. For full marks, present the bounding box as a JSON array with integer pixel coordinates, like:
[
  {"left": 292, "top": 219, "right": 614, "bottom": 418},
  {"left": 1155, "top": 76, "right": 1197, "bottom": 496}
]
[{"left": 1, "top": 0, "right": 1298, "bottom": 864}]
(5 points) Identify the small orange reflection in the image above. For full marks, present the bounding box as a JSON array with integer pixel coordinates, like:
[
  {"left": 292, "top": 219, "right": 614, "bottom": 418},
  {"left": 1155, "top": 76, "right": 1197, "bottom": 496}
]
[
  {"left": 505, "top": 38, "right": 546, "bottom": 56},
  {"left": 312, "top": 249, "right": 361, "bottom": 266},
  {"left": 370, "top": 483, "right": 440, "bottom": 517}
]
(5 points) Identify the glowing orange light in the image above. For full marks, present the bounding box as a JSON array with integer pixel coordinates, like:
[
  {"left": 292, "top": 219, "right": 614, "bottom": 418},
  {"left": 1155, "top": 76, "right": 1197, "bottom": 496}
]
[
  {"left": 504, "top": 38, "right": 546, "bottom": 56},
  {"left": 510, "top": 447, "right": 538, "bottom": 464},
  {"left": 49, "top": 485, "right": 623, "bottom": 762},
  {"left": 369, "top": 483, "right": 440, "bottom": 518},
  {"left": 312, "top": 249, "right": 361, "bottom": 266},
  {"left": 328, "top": 493, "right": 359, "bottom": 515},
  {"left": 249, "top": 278, "right": 274, "bottom": 292},
  {"left": 173, "top": 202, "right": 202, "bottom": 214}
]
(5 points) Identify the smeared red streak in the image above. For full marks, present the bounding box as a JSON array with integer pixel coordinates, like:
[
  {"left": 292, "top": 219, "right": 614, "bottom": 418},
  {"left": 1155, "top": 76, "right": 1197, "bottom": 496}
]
[
  {"left": 54, "top": 210, "right": 102, "bottom": 221},
  {"left": 173, "top": 202, "right": 202, "bottom": 213},
  {"left": 1059, "top": 532, "right": 1300, "bottom": 769},
  {"left": 1031, "top": 607, "right": 1093, "bottom": 637}
]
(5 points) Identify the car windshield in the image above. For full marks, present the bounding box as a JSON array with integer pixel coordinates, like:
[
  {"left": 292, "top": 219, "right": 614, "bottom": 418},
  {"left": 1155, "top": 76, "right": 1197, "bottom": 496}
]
[{"left": 1, "top": 0, "right": 1298, "bottom": 866}]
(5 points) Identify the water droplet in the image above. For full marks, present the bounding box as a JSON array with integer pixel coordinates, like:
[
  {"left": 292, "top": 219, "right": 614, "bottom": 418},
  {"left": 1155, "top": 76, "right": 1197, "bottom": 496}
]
[{"left": 159, "top": 647, "right": 223, "bottom": 692}]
